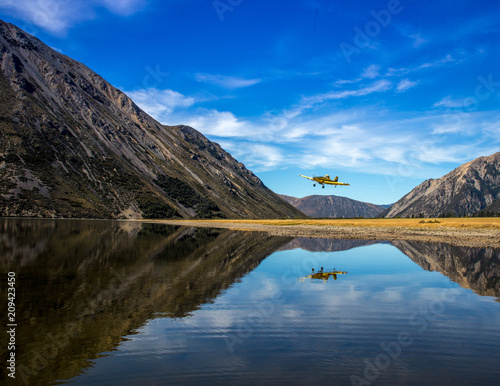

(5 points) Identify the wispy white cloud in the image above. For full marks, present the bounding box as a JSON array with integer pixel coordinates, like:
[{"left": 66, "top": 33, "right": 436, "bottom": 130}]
[
  {"left": 429, "top": 110, "right": 499, "bottom": 137},
  {"left": 124, "top": 88, "right": 195, "bottom": 121},
  {"left": 300, "top": 80, "right": 392, "bottom": 107},
  {"left": 123, "top": 81, "right": 498, "bottom": 178},
  {"left": 431, "top": 123, "right": 468, "bottom": 135},
  {"left": 298, "top": 129, "right": 373, "bottom": 168},
  {"left": 432, "top": 96, "right": 476, "bottom": 108},
  {"left": 194, "top": 73, "right": 261, "bottom": 89},
  {"left": 386, "top": 54, "right": 458, "bottom": 77},
  {"left": 409, "top": 33, "right": 426, "bottom": 47},
  {"left": 0, "top": 0, "right": 147, "bottom": 34},
  {"left": 361, "top": 64, "right": 380, "bottom": 79},
  {"left": 396, "top": 78, "right": 419, "bottom": 93},
  {"left": 183, "top": 109, "right": 251, "bottom": 137},
  {"left": 234, "top": 108, "right": 497, "bottom": 175},
  {"left": 482, "top": 122, "right": 500, "bottom": 139},
  {"left": 97, "top": 0, "right": 146, "bottom": 16},
  {"left": 217, "top": 141, "right": 285, "bottom": 171},
  {"left": 418, "top": 54, "right": 456, "bottom": 69},
  {"left": 332, "top": 78, "right": 361, "bottom": 86},
  {"left": 332, "top": 65, "right": 381, "bottom": 87},
  {"left": 243, "top": 144, "right": 284, "bottom": 170},
  {"left": 0, "top": 0, "right": 87, "bottom": 34},
  {"left": 335, "top": 54, "right": 458, "bottom": 92}
]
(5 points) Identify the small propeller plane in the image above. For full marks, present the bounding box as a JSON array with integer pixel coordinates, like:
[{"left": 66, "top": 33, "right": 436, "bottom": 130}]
[
  {"left": 299, "top": 268, "right": 349, "bottom": 282},
  {"left": 299, "top": 174, "right": 350, "bottom": 188}
]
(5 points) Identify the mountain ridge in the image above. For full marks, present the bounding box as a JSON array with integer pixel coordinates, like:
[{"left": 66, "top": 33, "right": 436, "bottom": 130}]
[
  {"left": 383, "top": 152, "right": 500, "bottom": 218},
  {"left": 0, "top": 20, "right": 303, "bottom": 219},
  {"left": 280, "top": 194, "right": 389, "bottom": 218}
]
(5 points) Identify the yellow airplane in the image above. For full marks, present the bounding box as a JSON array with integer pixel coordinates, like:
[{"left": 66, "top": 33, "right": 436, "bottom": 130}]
[
  {"left": 299, "top": 174, "right": 350, "bottom": 188},
  {"left": 299, "top": 268, "right": 348, "bottom": 282}
]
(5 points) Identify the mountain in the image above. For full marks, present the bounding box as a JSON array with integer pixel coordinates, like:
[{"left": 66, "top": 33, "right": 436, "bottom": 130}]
[
  {"left": 383, "top": 152, "right": 500, "bottom": 218},
  {"left": 0, "top": 20, "right": 303, "bottom": 219},
  {"left": 280, "top": 194, "right": 389, "bottom": 218},
  {"left": 393, "top": 241, "right": 500, "bottom": 301},
  {"left": 484, "top": 197, "right": 500, "bottom": 213}
]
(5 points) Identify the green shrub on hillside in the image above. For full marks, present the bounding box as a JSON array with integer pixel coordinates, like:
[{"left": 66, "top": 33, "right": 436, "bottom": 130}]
[
  {"left": 137, "top": 193, "right": 178, "bottom": 219},
  {"left": 155, "top": 175, "right": 225, "bottom": 218}
]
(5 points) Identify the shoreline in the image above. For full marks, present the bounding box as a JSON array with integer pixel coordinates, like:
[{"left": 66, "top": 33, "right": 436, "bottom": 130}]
[
  {"left": 2, "top": 217, "right": 499, "bottom": 249},
  {"left": 151, "top": 219, "right": 500, "bottom": 249}
]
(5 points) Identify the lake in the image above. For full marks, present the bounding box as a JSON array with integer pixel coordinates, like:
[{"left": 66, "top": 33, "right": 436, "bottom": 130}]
[{"left": 1, "top": 218, "right": 499, "bottom": 385}]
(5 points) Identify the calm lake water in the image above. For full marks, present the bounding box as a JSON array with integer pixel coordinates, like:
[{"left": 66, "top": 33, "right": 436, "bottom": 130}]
[{"left": 1, "top": 218, "right": 499, "bottom": 385}]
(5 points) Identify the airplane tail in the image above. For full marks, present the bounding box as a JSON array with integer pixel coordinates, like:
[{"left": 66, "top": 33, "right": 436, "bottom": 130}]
[{"left": 333, "top": 176, "right": 338, "bottom": 182}]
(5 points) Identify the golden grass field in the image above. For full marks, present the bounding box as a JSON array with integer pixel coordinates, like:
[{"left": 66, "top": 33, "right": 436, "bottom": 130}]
[{"left": 168, "top": 217, "right": 500, "bottom": 229}]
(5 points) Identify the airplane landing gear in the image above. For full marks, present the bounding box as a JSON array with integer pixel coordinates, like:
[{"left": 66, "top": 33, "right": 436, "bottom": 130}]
[
  {"left": 322, "top": 185, "right": 325, "bottom": 189},
  {"left": 313, "top": 184, "right": 316, "bottom": 187}
]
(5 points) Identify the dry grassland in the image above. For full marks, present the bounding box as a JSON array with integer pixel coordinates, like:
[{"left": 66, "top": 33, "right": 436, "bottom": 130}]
[
  {"left": 170, "top": 217, "right": 500, "bottom": 229},
  {"left": 151, "top": 217, "right": 500, "bottom": 248}
]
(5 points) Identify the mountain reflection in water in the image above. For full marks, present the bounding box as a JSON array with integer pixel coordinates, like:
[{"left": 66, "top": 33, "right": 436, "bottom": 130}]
[
  {"left": 392, "top": 240, "right": 500, "bottom": 301},
  {"left": 0, "top": 219, "right": 499, "bottom": 385},
  {"left": 0, "top": 219, "right": 291, "bottom": 384}
]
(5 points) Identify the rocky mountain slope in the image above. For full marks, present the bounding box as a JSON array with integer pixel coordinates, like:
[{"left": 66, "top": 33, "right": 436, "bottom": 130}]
[
  {"left": 383, "top": 152, "right": 500, "bottom": 218},
  {"left": 0, "top": 20, "right": 303, "bottom": 219},
  {"left": 280, "top": 194, "right": 389, "bottom": 218},
  {"left": 484, "top": 197, "right": 500, "bottom": 213}
]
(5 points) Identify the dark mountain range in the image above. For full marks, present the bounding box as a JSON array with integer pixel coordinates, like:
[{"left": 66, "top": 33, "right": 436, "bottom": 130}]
[
  {"left": 382, "top": 152, "right": 500, "bottom": 218},
  {"left": 280, "top": 194, "right": 389, "bottom": 218},
  {"left": 0, "top": 20, "right": 303, "bottom": 219}
]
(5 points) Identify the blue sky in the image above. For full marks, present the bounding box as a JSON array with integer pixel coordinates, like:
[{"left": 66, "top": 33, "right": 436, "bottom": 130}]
[{"left": 1, "top": 0, "right": 499, "bottom": 204}]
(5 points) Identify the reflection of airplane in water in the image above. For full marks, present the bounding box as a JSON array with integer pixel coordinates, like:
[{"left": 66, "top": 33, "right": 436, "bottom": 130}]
[{"left": 299, "top": 267, "right": 348, "bottom": 282}]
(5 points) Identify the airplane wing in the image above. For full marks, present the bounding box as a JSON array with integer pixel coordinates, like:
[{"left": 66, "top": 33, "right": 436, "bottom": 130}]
[
  {"left": 299, "top": 174, "right": 315, "bottom": 181},
  {"left": 324, "top": 180, "right": 350, "bottom": 186}
]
